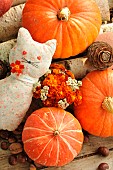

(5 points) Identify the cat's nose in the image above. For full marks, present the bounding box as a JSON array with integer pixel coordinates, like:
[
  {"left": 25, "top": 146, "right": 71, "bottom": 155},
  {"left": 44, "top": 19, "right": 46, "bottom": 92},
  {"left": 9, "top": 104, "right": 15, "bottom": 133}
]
[{"left": 27, "top": 61, "right": 31, "bottom": 64}]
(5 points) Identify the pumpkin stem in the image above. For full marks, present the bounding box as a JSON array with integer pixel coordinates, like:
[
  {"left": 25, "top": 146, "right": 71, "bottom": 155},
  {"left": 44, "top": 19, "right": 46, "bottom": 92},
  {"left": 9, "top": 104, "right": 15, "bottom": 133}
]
[
  {"left": 57, "top": 7, "right": 71, "bottom": 21},
  {"left": 102, "top": 97, "right": 113, "bottom": 114},
  {"left": 53, "top": 130, "right": 60, "bottom": 136}
]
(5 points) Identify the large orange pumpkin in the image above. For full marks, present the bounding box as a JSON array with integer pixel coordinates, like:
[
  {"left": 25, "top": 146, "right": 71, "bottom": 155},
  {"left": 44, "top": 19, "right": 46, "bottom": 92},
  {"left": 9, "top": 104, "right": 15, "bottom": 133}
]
[
  {"left": 74, "top": 69, "right": 113, "bottom": 137},
  {"left": 22, "top": 0, "right": 102, "bottom": 59},
  {"left": 22, "top": 107, "right": 83, "bottom": 166}
]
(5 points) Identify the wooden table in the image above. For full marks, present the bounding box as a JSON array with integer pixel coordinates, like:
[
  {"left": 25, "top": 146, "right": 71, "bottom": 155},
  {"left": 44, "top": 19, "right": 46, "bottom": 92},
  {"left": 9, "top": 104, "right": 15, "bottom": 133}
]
[{"left": 1, "top": 135, "right": 113, "bottom": 170}]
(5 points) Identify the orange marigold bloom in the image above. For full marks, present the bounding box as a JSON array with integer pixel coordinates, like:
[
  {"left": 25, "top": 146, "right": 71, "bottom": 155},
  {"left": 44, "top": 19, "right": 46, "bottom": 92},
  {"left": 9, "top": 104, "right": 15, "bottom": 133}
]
[
  {"left": 50, "top": 63, "right": 65, "bottom": 71},
  {"left": 65, "top": 70, "right": 75, "bottom": 79},
  {"left": 33, "top": 64, "right": 82, "bottom": 109}
]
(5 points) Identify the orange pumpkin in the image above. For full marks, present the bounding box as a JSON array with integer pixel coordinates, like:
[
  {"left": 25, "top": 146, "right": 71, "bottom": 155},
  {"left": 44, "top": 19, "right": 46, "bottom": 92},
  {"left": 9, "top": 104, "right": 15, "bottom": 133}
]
[
  {"left": 0, "top": 0, "right": 13, "bottom": 17},
  {"left": 22, "top": 107, "right": 83, "bottom": 166},
  {"left": 22, "top": 0, "right": 102, "bottom": 59},
  {"left": 74, "top": 69, "right": 113, "bottom": 137}
]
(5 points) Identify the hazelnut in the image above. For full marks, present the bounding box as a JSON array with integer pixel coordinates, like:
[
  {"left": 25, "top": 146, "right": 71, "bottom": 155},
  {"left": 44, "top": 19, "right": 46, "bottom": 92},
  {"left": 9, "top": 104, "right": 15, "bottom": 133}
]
[
  {"left": 1, "top": 141, "right": 9, "bottom": 150},
  {"left": 27, "top": 157, "right": 33, "bottom": 163},
  {"left": 97, "top": 146, "right": 109, "bottom": 157},
  {"left": 98, "top": 163, "right": 109, "bottom": 170},
  {"left": 12, "top": 130, "right": 22, "bottom": 135},
  {"left": 8, "top": 155, "right": 17, "bottom": 165},
  {"left": 16, "top": 123, "right": 24, "bottom": 132},
  {"left": 34, "top": 162, "right": 44, "bottom": 168},
  {"left": 8, "top": 135, "right": 17, "bottom": 143},
  {"left": 29, "top": 164, "right": 37, "bottom": 170},
  {"left": 0, "top": 130, "right": 9, "bottom": 139},
  {"left": 84, "top": 135, "right": 89, "bottom": 143},
  {"left": 9, "top": 142, "right": 23, "bottom": 154},
  {"left": 17, "top": 153, "right": 27, "bottom": 163}
]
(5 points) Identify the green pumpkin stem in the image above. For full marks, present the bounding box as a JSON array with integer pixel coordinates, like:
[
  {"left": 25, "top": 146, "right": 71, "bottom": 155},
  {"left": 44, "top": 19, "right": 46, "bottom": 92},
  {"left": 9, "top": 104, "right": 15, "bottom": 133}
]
[
  {"left": 57, "top": 7, "right": 71, "bottom": 21},
  {"left": 102, "top": 97, "right": 113, "bottom": 114}
]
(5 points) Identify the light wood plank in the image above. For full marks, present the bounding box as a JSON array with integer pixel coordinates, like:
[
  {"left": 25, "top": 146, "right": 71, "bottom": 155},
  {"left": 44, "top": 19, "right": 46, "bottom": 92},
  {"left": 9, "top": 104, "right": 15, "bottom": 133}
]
[
  {"left": 12, "top": 0, "right": 26, "bottom": 6},
  {"left": 95, "top": 0, "right": 110, "bottom": 21},
  {"left": 108, "top": 0, "right": 113, "bottom": 8},
  {"left": 0, "top": 157, "right": 29, "bottom": 170},
  {"left": 1, "top": 135, "right": 113, "bottom": 169},
  {"left": 81, "top": 135, "right": 113, "bottom": 156},
  {"left": 42, "top": 150, "right": 113, "bottom": 170}
]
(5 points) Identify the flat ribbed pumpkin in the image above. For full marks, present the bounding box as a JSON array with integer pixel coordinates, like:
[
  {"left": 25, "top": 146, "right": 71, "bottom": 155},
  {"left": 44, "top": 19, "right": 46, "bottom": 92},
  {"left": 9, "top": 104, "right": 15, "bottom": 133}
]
[
  {"left": 22, "top": 107, "right": 83, "bottom": 166},
  {"left": 22, "top": 0, "right": 102, "bottom": 59},
  {"left": 74, "top": 69, "right": 113, "bottom": 137}
]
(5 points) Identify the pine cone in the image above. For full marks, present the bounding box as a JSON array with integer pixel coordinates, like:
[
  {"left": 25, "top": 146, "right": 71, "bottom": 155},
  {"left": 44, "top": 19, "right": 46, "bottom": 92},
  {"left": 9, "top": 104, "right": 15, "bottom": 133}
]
[
  {"left": 0, "top": 60, "right": 11, "bottom": 80},
  {"left": 87, "top": 41, "right": 113, "bottom": 70}
]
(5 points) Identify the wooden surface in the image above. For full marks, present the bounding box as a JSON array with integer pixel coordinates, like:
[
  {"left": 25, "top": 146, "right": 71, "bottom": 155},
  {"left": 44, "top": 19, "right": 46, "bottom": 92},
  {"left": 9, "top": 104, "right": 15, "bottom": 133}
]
[{"left": 1, "top": 135, "right": 113, "bottom": 170}]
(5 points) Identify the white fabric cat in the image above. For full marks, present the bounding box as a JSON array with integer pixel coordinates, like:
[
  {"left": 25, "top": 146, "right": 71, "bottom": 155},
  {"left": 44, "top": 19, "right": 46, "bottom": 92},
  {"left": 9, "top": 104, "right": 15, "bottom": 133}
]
[{"left": 0, "top": 27, "right": 56, "bottom": 131}]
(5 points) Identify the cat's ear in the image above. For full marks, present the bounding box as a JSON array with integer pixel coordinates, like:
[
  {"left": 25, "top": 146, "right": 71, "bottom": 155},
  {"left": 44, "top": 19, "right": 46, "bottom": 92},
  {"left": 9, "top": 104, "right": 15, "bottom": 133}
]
[
  {"left": 16, "top": 27, "right": 32, "bottom": 45},
  {"left": 45, "top": 39, "right": 57, "bottom": 56}
]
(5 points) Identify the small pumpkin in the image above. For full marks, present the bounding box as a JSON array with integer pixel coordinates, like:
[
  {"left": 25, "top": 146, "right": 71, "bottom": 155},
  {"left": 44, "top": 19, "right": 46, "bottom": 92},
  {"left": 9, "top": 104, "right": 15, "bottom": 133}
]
[
  {"left": 22, "top": 0, "right": 102, "bottom": 59},
  {"left": 0, "top": 0, "right": 13, "bottom": 17},
  {"left": 74, "top": 69, "right": 113, "bottom": 137},
  {"left": 22, "top": 107, "right": 83, "bottom": 166}
]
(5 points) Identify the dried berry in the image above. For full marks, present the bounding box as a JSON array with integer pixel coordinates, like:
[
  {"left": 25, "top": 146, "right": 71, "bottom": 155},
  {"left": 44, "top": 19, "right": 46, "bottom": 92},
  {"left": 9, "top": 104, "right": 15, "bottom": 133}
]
[
  {"left": 98, "top": 163, "right": 109, "bottom": 170},
  {"left": 97, "top": 146, "right": 109, "bottom": 157},
  {"left": 9, "top": 142, "right": 23, "bottom": 154},
  {"left": 8, "top": 155, "right": 18, "bottom": 165},
  {"left": 87, "top": 41, "right": 113, "bottom": 70},
  {"left": 1, "top": 141, "right": 9, "bottom": 150}
]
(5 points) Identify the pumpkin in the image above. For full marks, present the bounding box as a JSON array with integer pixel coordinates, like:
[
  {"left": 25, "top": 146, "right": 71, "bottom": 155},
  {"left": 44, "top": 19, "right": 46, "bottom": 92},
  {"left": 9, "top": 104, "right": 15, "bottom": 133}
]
[
  {"left": 22, "top": 107, "right": 83, "bottom": 166},
  {"left": 74, "top": 69, "right": 113, "bottom": 137},
  {"left": 22, "top": 0, "right": 102, "bottom": 59},
  {"left": 0, "top": 0, "right": 13, "bottom": 17}
]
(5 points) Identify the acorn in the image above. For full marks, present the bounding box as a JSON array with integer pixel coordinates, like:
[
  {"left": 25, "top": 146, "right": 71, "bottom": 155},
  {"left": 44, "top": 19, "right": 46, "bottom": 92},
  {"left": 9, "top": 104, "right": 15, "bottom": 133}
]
[
  {"left": 0, "top": 60, "right": 11, "bottom": 80},
  {"left": 86, "top": 41, "right": 113, "bottom": 70}
]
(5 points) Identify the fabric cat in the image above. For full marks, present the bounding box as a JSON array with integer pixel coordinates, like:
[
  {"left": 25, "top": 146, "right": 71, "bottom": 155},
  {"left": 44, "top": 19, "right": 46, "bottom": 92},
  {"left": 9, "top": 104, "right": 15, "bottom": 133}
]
[{"left": 0, "top": 27, "right": 56, "bottom": 131}]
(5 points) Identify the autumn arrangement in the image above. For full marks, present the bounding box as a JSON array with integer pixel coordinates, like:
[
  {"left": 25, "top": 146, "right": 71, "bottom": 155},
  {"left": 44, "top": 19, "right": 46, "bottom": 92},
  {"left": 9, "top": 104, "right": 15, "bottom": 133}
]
[
  {"left": 33, "top": 63, "right": 82, "bottom": 109},
  {"left": 1, "top": 0, "right": 113, "bottom": 169}
]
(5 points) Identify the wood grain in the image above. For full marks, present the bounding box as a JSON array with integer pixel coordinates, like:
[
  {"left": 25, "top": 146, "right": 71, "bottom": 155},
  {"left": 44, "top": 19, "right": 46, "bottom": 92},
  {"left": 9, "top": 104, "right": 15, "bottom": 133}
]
[
  {"left": 1, "top": 135, "right": 113, "bottom": 170},
  {"left": 12, "top": 0, "right": 26, "bottom": 6},
  {"left": 0, "top": 4, "right": 24, "bottom": 42},
  {"left": 95, "top": 0, "right": 110, "bottom": 21},
  {"left": 42, "top": 150, "right": 113, "bottom": 170}
]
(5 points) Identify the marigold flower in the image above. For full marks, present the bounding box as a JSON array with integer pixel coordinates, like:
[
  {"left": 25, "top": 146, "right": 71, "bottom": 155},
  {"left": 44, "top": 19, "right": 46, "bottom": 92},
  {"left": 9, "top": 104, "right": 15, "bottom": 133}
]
[
  {"left": 33, "top": 63, "right": 82, "bottom": 109},
  {"left": 10, "top": 60, "right": 24, "bottom": 76}
]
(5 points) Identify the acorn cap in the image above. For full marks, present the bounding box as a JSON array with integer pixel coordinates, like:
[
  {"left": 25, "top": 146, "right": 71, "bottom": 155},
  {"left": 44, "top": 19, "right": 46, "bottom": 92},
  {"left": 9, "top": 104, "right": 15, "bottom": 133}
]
[{"left": 87, "top": 41, "right": 113, "bottom": 70}]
